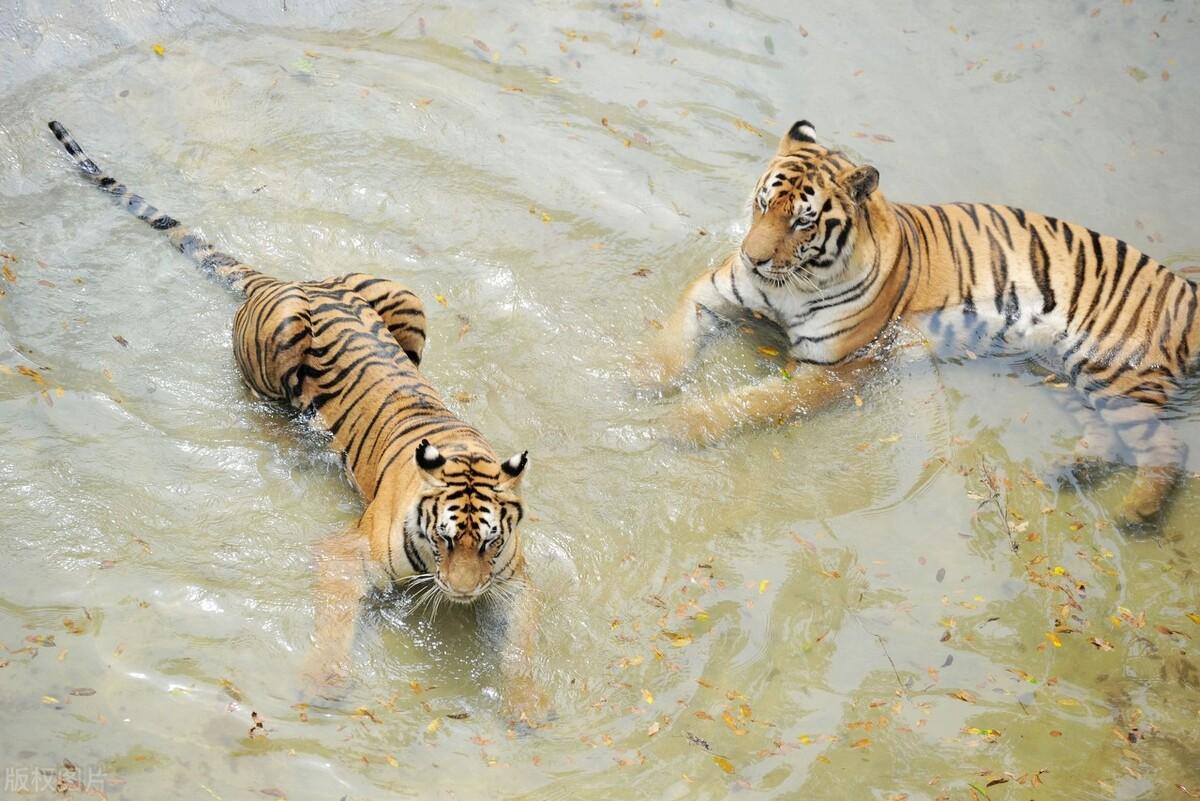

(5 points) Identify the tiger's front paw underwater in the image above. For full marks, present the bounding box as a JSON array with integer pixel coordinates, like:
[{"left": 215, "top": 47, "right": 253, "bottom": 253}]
[{"left": 660, "top": 399, "right": 739, "bottom": 447}]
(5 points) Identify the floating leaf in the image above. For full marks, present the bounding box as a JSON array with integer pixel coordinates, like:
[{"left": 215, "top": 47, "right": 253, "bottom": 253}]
[
  {"left": 642, "top": 688, "right": 654, "bottom": 705},
  {"left": 758, "top": 579, "right": 769, "bottom": 594},
  {"left": 668, "top": 633, "right": 692, "bottom": 648},
  {"left": 948, "top": 690, "right": 976, "bottom": 703},
  {"left": 152, "top": 43, "right": 165, "bottom": 57},
  {"left": 113, "top": 335, "right": 129, "bottom": 348},
  {"left": 850, "top": 737, "right": 870, "bottom": 749},
  {"left": 711, "top": 755, "right": 735, "bottom": 774},
  {"left": 721, "top": 710, "right": 747, "bottom": 735},
  {"left": 434, "top": 294, "right": 447, "bottom": 306},
  {"left": 386, "top": 755, "right": 399, "bottom": 767},
  {"left": 1188, "top": 613, "right": 1200, "bottom": 625},
  {"left": 646, "top": 721, "right": 660, "bottom": 736},
  {"left": 69, "top": 688, "right": 95, "bottom": 696},
  {"left": 1, "top": 264, "right": 15, "bottom": 282},
  {"left": 42, "top": 695, "right": 60, "bottom": 704},
  {"left": 426, "top": 717, "right": 441, "bottom": 734},
  {"left": 757, "top": 345, "right": 780, "bottom": 357},
  {"left": 1126, "top": 66, "right": 1149, "bottom": 82},
  {"left": 878, "top": 434, "right": 901, "bottom": 444},
  {"left": 1090, "top": 637, "right": 1114, "bottom": 651}
]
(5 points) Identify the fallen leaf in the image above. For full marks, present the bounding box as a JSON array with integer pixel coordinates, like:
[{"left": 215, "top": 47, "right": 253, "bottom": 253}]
[
  {"left": 426, "top": 718, "right": 441, "bottom": 734},
  {"left": 850, "top": 737, "right": 870, "bottom": 749},
  {"left": 113, "top": 335, "right": 129, "bottom": 348},
  {"left": 152, "top": 43, "right": 165, "bottom": 57},
  {"left": 434, "top": 294, "right": 447, "bottom": 305},
  {"left": 948, "top": 690, "right": 976, "bottom": 703},
  {"left": 642, "top": 688, "right": 654, "bottom": 705},
  {"left": 711, "top": 755, "right": 735, "bottom": 774},
  {"left": 647, "top": 721, "right": 660, "bottom": 736},
  {"left": 1090, "top": 637, "right": 1114, "bottom": 651},
  {"left": 1126, "top": 66, "right": 1149, "bottom": 82},
  {"left": 2, "top": 264, "right": 15, "bottom": 282},
  {"left": 757, "top": 345, "right": 780, "bottom": 357},
  {"left": 69, "top": 688, "right": 96, "bottom": 696}
]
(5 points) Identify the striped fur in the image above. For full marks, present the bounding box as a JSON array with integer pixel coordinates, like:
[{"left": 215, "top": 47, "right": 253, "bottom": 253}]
[
  {"left": 643, "top": 120, "right": 1200, "bottom": 532},
  {"left": 48, "top": 121, "right": 531, "bottom": 631}
]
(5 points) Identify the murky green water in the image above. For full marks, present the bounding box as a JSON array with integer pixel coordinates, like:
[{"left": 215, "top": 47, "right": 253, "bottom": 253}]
[{"left": 2, "top": 2, "right": 1199, "bottom": 799}]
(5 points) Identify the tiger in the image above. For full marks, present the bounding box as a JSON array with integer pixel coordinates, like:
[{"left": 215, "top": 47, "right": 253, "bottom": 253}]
[
  {"left": 47, "top": 121, "right": 541, "bottom": 711},
  {"left": 638, "top": 119, "right": 1200, "bottom": 534}
]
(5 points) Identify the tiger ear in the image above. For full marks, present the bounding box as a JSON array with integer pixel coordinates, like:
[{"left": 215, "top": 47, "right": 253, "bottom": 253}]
[
  {"left": 843, "top": 165, "right": 879, "bottom": 204},
  {"left": 415, "top": 439, "right": 447, "bottom": 485},
  {"left": 777, "top": 119, "right": 817, "bottom": 154},
  {"left": 497, "top": 450, "right": 528, "bottom": 490}
]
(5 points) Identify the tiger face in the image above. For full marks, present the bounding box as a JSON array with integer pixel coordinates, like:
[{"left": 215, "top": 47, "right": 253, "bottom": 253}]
[
  {"left": 405, "top": 440, "right": 528, "bottom": 603},
  {"left": 743, "top": 120, "right": 879, "bottom": 290}
]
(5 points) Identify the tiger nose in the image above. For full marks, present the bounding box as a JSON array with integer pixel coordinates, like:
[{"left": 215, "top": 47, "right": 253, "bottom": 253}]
[{"left": 743, "top": 250, "right": 772, "bottom": 267}]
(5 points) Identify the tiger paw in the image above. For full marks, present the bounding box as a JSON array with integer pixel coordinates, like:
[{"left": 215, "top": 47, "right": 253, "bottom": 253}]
[
  {"left": 300, "top": 653, "right": 352, "bottom": 701},
  {"left": 1049, "top": 454, "right": 1119, "bottom": 488},
  {"left": 661, "top": 398, "right": 737, "bottom": 446},
  {"left": 503, "top": 677, "right": 553, "bottom": 729},
  {"left": 629, "top": 350, "right": 685, "bottom": 396}
]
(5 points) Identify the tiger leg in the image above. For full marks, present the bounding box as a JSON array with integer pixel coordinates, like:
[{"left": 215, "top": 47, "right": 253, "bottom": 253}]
[
  {"left": 232, "top": 280, "right": 312, "bottom": 407},
  {"left": 633, "top": 257, "right": 743, "bottom": 392},
  {"left": 664, "top": 360, "right": 869, "bottom": 446},
  {"left": 497, "top": 559, "right": 550, "bottom": 724},
  {"left": 1051, "top": 392, "right": 1124, "bottom": 487},
  {"left": 1096, "top": 399, "right": 1186, "bottom": 534},
  {"left": 342, "top": 274, "right": 427, "bottom": 366},
  {"left": 302, "top": 526, "right": 369, "bottom": 696}
]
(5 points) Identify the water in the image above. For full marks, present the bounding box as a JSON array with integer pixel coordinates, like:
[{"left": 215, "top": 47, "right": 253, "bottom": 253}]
[{"left": 1, "top": 1, "right": 1198, "bottom": 798}]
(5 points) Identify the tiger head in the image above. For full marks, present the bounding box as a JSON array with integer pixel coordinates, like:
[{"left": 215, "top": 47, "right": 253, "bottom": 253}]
[
  {"left": 742, "top": 120, "right": 881, "bottom": 290},
  {"left": 406, "top": 439, "right": 528, "bottom": 604}
]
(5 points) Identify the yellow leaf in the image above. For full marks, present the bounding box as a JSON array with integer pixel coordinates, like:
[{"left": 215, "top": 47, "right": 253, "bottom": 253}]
[
  {"left": 669, "top": 634, "right": 692, "bottom": 648},
  {"left": 878, "top": 434, "right": 901, "bottom": 444},
  {"left": 756, "top": 345, "right": 780, "bottom": 357},
  {"left": 1186, "top": 612, "right": 1200, "bottom": 625},
  {"left": 850, "top": 737, "right": 870, "bottom": 749},
  {"left": 1045, "top": 632, "right": 1062, "bottom": 648},
  {"left": 42, "top": 696, "right": 59, "bottom": 704},
  {"left": 386, "top": 755, "right": 399, "bottom": 767},
  {"left": 798, "top": 735, "right": 813, "bottom": 745},
  {"left": 652, "top": 29, "right": 665, "bottom": 39},
  {"left": 541, "top": 212, "right": 552, "bottom": 223},
  {"left": 721, "top": 710, "right": 747, "bottom": 735},
  {"left": 948, "top": 690, "right": 976, "bottom": 703},
  {"left": 152, "top": 43, "right": 165, "bottom": 56},
  {"left": 853, "top": 394, "right": 864, "bottom": 407},
  {"left": 426, "top": 718, "right": 441, "bottom": 734},
  {"left": 711, "top": 755, "right": 735, "bottom": 774},
  {"left": 1052, "top": 565, "right": 1066, "bottom": 576},
  {"left": 1, "top": 264, "right": 14, "bottom": 282},
  {"left": 434, "top": 294, "right": 447, "bottom": 305},
  {"left": 646, "top": 721, "right": 660, "bottom": 736},
  {"left": 758, "top": 579, "right": 769, "bottom": 594},
  {"left": 642, "top": 688, "right": 654, "bottom": 705}
]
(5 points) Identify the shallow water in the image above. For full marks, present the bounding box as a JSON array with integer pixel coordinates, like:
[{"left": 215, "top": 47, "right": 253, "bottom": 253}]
[{"left": 1, "top": 1, "right": 1199, "bottom": 798}]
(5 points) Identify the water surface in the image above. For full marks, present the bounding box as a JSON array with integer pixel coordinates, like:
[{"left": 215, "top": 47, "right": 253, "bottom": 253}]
[{"left": 1, "top": 2, "right": 1198, "bottom": 798}]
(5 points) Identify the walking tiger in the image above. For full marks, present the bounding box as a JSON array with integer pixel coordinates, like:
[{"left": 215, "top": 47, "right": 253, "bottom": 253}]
[
  {"left": 639, "top": 120, "right": 1199, "bottom": 533},
  {"left": 47, "top": 121, "right": 541, "bottom": 712}
]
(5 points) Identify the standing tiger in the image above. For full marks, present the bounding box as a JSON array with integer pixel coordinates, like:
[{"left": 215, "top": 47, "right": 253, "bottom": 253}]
[
  {"left": 47, "top": 121, "right": 541, "bottom": 710},
  {"left": 639, "top": 119, "right": 1199, "bottom": 533}
]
